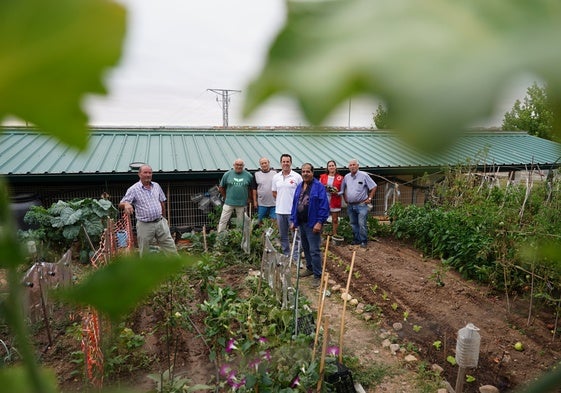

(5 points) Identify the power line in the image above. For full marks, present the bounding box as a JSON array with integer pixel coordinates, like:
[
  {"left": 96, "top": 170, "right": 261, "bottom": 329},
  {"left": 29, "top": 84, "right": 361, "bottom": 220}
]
[{"left": 207, "top": 88, "right": 241, "bottom": 128}]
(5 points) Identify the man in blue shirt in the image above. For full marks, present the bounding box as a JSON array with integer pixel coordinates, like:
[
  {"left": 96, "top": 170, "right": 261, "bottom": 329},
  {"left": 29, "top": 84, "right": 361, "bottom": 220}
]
[
  {"left": 290, "top": 163, "right": 329, "bottom": 287},
  {"left": 340, "top": 159, "right": 377, "bottom": 248}
]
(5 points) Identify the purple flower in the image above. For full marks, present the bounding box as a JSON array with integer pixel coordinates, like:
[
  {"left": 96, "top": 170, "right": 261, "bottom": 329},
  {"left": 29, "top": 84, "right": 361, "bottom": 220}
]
[
  {"left": 226, "top": 338, "right": 238, "bottom": 353},
  {"left": 291, "top": 375, "right": 300, "bottom": 387},
  {"left": 261, "top": 349, "right": 272, "bottom": 361},
  {"left": 327, "top": 346, "right": 339, "bottom": 356},
  {"left": 220, "top": 364, "right": 233, "bottom": 377},
  {"left": 227, "top": 374, "right": 246, "bottom": 390},
  {"left": 257, "top": 336, "right": 268, "bottom": 345},
  {"left": 249, "top": 357, "right": 261, "bottom": 371}
]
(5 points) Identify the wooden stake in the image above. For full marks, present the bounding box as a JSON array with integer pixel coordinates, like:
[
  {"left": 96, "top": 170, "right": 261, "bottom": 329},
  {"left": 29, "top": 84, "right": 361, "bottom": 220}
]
[
  {"left": 317, "top": 315, "right": 329, "bottom": 392},
  {"left": 339, "top": 251, "right": 356, "bottom": 363},
  {"left": 202, "top": 225, "right": 208, "bottom": 253},
  {"left": 312, "top": 272, "right": 330, "bottom": 361},
  {"left": 454, "top": 366, "right": 466, "bottom": 393},
  {"left": 322, "top": 235, "right": 330, "bottom": 275}
]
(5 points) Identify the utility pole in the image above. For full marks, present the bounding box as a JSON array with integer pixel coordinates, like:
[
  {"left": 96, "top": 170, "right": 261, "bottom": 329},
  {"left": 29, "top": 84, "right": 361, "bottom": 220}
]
[{"left": 207, "top": 88, "right": 241, "bottom": 128}]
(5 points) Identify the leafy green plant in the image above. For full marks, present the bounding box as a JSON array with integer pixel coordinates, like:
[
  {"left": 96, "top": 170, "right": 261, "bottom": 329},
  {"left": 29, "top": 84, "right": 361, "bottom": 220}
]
[
  {"left": 432, "top": 341, "right": 442, "bottom": 351},
  {"left": 24, "top": 198, "right": 118, "bottom": 256},
  {"left": 446, "top": 356, "right": 457, "bottom": 366},
  {"left": 413, "top": 325, "right": 422, "bottom": 333}
]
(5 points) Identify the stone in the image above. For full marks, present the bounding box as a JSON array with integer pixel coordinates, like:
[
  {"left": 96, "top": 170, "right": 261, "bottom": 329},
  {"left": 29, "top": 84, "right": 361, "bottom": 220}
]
[
  {"left": 392, "top": 322, "right": 403, "bottom": 331},
  {"left": 431, "top": 364, "right": 444, "bottom": 374},
  {"left": 479, "top": 385, "right": 500, "bottom": 393},
  {"left": 389, "top": 343, "right": 400, "bottom": 355}
]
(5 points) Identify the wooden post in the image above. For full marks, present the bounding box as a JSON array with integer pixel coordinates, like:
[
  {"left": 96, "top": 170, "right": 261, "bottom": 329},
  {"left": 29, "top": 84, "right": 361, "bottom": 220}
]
[
  {"left": 454, "top": 366, "right": 466, "bottom": 393},
  {"left": 202, "top": 225, "right": 208, "bottom": 253},
  {"left": 317, "top": 316, "right": 329, "bottom": 392},
  {"left": 312, "top": 272, "right": 330, "bottom": 361},
  {"left": 339, "top": 251, "right": 356, "bottom": 363}
]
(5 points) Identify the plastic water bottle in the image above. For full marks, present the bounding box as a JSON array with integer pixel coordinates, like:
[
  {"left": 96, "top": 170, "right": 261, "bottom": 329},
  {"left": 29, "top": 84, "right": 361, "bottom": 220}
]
[{"left": 455, "top": 323, "right": 481, "bottom": 368}]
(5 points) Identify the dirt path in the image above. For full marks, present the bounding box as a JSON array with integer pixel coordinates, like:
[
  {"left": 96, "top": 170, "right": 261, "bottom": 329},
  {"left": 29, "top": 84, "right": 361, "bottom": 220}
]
[{"left": 304, "top": 237, "right": 561, "bottom": 392}]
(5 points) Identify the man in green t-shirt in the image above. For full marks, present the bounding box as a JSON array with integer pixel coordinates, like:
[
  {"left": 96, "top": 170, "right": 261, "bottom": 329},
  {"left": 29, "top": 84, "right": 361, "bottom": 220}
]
[{"left": 217, "top": 158, "right": 253, "bottom": 232}]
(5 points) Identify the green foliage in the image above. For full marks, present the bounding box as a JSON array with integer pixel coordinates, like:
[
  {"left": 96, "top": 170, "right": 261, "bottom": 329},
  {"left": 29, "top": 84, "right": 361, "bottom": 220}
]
[
  {"left": 415, "top": 362, "right": 444, "bottom": 393},
  {"left": 3, "top": 0, "right": 561, "bottom": 391},
  {"left": 338, "top": 355, "right": 394, "bottom": 389},
  {"left": 502, "top": 82, "right": 557, "bottom": 141},
  {"left": 388, "top": 165, "right": 561, "bottom": 312},
  {"left": 373, "top": 104, "right": 391, "bottom": 129},
  {"left": 55, "top": 253, "right": 195, "bottom": 322},
  {"left": 23, "top": 198, "right": 118, "bottom": 254},
  {"left": 244, "top": 0, "right": 561, "bottom": 149},
  {"left": 0, "top": 0, "right": 126, "bottom": 150}
]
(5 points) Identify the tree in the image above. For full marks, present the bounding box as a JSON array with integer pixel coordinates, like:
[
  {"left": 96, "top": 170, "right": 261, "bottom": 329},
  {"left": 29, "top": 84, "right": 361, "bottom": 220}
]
[
  {"left": 373, "top": 104, "right": 391, "bottom": 129},
  {"left": 502, "top": 82, "right": 556, "bottom": 141}
]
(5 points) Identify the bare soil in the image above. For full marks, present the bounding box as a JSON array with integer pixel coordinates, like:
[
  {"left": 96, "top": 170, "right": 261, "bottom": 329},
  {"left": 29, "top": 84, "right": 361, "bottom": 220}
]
[
  {"left": 318, "top": 237, "right": 561, "bottom": 392},
  {"left": 31, "top": 236, "right": 561, "bottom": 392}
]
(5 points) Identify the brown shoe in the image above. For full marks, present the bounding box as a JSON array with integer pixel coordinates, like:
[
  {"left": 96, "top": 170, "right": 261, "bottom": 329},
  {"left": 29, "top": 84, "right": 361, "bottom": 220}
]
[{"left": 300, "top": 269, "right": 313, "bottom": 278}]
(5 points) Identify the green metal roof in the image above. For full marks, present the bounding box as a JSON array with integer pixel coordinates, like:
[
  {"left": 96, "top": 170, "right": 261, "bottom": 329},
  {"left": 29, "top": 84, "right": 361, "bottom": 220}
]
[{"left": 1, "top": 127, "right": 560, "bottom": 181}]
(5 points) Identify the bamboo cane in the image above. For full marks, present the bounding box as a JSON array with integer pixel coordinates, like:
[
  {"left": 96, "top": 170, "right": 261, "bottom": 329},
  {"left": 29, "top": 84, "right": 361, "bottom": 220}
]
[
  {"left": 312, "top": 272, "right": 330, "bottom": 361},
  {"left": 317, "top": 315, "right": 329, "bottom": 392},
  {"left": 322, "top": 235, "right": 330, "bottom": 274},
  {"left": 339, "top": 251, "right": 356, "bottom": 363}
]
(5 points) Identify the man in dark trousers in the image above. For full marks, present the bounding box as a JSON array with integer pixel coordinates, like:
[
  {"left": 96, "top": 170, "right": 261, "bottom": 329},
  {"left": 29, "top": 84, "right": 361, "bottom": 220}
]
[{"left": 290, "top": 163, "right": 330, "bottom": 287}]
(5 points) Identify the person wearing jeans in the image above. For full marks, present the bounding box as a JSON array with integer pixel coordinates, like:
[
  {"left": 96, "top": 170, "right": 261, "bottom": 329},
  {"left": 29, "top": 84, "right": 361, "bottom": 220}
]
[
  {"left": 119, "top": 164, "right": 178, "bottom": 256},
  {"left": 340, "top": 159, "right": 377, "bottom": 248},
  {"left": 290, "top": 163, "right": 330, "bottom": 287}
]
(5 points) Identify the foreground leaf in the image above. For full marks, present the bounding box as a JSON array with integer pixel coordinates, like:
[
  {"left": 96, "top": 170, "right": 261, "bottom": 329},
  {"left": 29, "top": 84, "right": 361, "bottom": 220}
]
[
  {"left": 0, "top": 0, "right": 126, "bottom": 150},
  {"left": 0, "top": 366, "right": 58, "bottom": 393},
  {"left": 244, "top": 0, "right": 561, "bottom": 150},
  {"left": 56, "top": 253, "right": 198, "bottom": 322}
]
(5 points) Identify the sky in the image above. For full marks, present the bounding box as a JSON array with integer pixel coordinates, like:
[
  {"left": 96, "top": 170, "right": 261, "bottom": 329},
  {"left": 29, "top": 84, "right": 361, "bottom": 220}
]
[
  {"left": 85, "top": 0, "right": 380, "bottom": 128},
  {"left": 38, "top": 0, "right": 536, "bottom": 129}
]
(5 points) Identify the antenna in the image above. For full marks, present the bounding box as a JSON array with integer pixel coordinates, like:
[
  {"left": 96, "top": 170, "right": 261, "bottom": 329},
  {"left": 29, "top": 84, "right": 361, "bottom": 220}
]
[{"left": 207, "top": 88, "right": 241, "bottom": 127}]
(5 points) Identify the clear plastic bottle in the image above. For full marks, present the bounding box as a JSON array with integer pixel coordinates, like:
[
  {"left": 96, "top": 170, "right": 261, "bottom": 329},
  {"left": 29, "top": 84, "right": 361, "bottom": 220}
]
[{"left": 455, "top": 323, "right": 481, "bottom": 368}]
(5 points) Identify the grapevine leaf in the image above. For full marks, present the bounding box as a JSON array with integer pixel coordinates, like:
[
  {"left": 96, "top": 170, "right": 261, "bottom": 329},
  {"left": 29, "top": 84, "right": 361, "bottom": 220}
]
[
  {"left": 244, "top": 0, "right": 561, "bottom": 150},
  {"left": 0, "top": 0, "right": 126, "bottom": 150}
]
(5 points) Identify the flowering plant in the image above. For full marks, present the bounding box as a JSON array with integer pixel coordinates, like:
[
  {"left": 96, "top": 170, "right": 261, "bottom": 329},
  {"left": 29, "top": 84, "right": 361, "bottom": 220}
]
[{"left": 218, "top": 336, "right": 323, "bottom": 392}]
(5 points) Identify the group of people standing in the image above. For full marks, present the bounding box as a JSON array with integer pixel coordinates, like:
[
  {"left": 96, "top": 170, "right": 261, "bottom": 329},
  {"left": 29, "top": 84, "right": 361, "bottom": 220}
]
[
  {"left": 118, "top": 157, "right": 377, "bottom": 288},
  {"left": 217, "top": 154, "right": 377, "bottom": 287}
]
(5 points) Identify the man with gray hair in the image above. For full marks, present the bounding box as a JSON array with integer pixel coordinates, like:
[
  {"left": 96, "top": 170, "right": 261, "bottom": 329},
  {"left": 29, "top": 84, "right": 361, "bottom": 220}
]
[
  {"left": 251, "top": 157, "right": 277, "bottom": 226},
  {"left": 340, "top": 159, "right": 377, "bottom": 248},
  {"left": 217, "top": 158, "right": 253, "bottom": 233},
  {"left": 119, "top": 164, "right": 178, "bottom": 256}
]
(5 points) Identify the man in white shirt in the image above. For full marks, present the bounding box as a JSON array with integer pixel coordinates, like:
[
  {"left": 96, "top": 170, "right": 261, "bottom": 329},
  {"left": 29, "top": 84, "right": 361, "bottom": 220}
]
[{"left": 272, "top": 154, "right": 302, "bottom": 257}]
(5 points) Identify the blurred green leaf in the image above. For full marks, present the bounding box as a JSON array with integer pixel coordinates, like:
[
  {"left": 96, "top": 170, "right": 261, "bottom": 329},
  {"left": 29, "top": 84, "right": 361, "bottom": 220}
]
[
  {"left": 0, "top": 366, "right": 58, "bottom": 393},
  {"left": 56, "top": 253, "right": 198, "bottom": 322},
  {"left": 516, "top": 365, "right": 561, "bottom": 393},
  {"left": 0, "top": 181, "right": 26, "bottom": 268},
  {"left": 244, "top": 0, "right": 561, "bottom": 150},
  {"left": 0, "top": 0, "right": 126, "bottom": 150}
]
